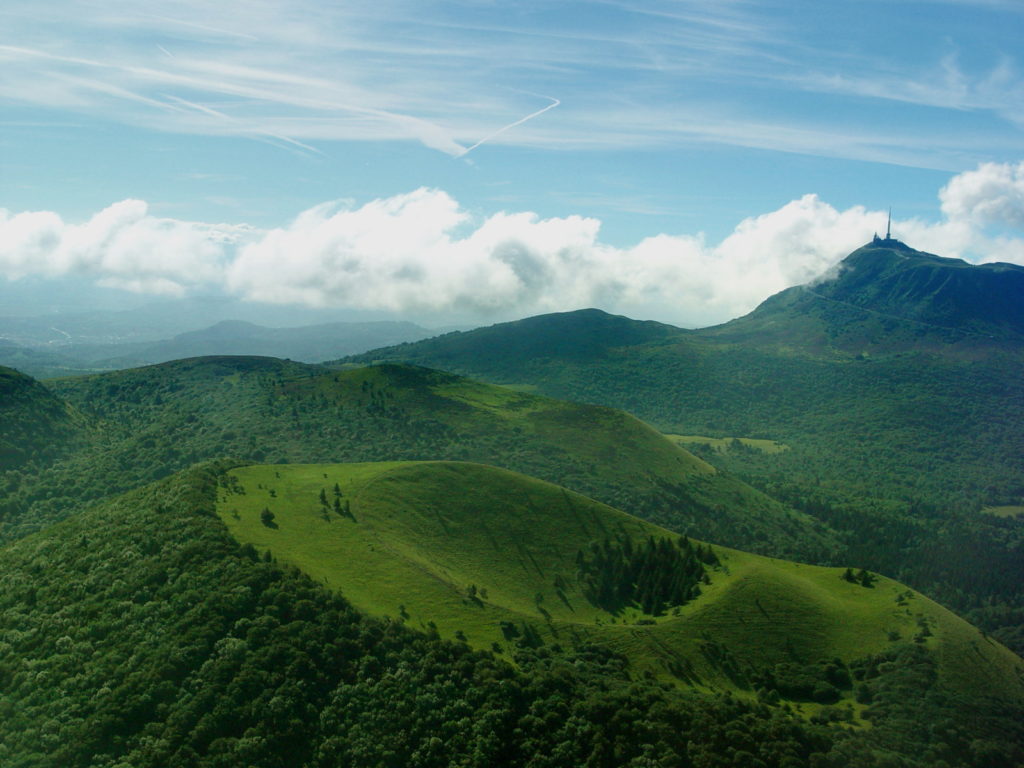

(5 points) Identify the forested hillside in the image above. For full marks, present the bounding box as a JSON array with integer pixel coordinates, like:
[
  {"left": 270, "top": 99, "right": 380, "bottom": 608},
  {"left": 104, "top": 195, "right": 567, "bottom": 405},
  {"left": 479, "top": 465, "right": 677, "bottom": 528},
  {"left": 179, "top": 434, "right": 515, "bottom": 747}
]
[
  {"left": 2, "top": 461, "right": 1021, "bottom": 768},
  {"left": 0, "top": 366, "right": 82, "bottom": 472},
  {"left": 1, "top": 359, "right": 835, "bottom": 564}
]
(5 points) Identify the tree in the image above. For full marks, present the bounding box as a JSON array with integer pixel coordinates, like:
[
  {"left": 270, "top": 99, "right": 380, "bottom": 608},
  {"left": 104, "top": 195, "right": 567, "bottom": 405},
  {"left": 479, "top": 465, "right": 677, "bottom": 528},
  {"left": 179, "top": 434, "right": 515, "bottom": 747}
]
[
  {"left": 857, "top": 569, "right": 876, "bottom": 588},
  {"left": 261, "top": 508, "right": 276, "bottom": 527}
]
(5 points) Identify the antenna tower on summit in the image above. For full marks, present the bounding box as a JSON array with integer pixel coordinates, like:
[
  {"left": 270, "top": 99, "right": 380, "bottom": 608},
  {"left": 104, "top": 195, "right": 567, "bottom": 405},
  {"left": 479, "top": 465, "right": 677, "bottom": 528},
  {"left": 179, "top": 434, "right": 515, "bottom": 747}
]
[{"left": 872, "top": 208, "right": 896, "bottom": 244}]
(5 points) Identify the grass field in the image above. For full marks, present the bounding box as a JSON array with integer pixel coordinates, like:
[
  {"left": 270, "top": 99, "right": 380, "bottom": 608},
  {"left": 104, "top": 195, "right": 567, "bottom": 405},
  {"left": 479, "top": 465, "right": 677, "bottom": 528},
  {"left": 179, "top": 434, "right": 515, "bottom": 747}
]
[
  {"left": 217, "top": 461, "right": 1024, "bottom": 711},
  {"left": 982, "top": 505, "right": 1024, "bottom": 519},
  {"left": 666, "top": 434, "right": 790, "bottom": 454}
]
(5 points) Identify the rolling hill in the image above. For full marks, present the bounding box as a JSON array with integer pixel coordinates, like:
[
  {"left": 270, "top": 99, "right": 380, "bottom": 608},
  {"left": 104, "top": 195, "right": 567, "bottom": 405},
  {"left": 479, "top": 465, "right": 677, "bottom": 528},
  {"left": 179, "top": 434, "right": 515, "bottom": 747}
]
[
  {"left": 2, "top": 460, "right": 1021, "bottom": 767},
  {"left": 342, "top": 295, "right": 1024, "bottom": 518},
  {"left": 218, "top": 460, "right": 1024, "bottom": 710},
  {"left": 4, "top": 359, "right": 835, "bottom": 563}
]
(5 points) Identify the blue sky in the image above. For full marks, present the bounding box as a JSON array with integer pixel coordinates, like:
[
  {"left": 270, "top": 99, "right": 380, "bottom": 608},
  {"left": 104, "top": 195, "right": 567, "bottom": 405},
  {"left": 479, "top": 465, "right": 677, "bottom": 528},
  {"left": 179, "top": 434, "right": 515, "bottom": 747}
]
[{"left": 2, "top": 0, "right": 1023, "bottom": 326}]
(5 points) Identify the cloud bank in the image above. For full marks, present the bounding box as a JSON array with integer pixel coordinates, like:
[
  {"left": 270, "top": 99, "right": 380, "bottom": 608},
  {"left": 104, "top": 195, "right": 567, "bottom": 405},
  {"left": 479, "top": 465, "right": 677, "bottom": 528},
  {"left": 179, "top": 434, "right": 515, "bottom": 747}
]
[{"left": 3, "top": 163, "right": 1023, "bottom": 327}]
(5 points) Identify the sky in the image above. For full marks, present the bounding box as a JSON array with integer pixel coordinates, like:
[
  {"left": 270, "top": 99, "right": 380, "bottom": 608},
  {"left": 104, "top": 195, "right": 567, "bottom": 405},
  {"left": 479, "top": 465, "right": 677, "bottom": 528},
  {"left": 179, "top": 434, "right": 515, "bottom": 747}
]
[{"left": 1, "top": 0, "right": 1023, "bottom": 328}]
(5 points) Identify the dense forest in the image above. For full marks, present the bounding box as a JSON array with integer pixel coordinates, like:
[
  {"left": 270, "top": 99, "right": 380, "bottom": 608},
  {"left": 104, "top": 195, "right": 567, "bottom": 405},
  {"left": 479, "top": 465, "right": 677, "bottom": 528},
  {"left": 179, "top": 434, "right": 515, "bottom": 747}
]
[
  {"left": 576, "top": 535, "right": 712, "bottom": 615},
  {"left": 0, "top": 365, "right": 82, "bottom": 471}
]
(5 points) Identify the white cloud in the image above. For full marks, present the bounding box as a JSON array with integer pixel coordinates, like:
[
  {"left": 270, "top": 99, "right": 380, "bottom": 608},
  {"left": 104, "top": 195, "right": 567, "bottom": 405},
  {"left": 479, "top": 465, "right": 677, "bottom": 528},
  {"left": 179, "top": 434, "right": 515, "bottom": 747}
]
[
  {"left": 0, "top": 200, "right": 247, "bottom": 296},
  {"left": 939, "top": 161, "right": 1024, "bottom": 228},
  {"left": 224, "top": 190, "right": 896, "bottom": 326},
  {"left": 4, "top": 163, "right": 1024, "bottom": 326}
]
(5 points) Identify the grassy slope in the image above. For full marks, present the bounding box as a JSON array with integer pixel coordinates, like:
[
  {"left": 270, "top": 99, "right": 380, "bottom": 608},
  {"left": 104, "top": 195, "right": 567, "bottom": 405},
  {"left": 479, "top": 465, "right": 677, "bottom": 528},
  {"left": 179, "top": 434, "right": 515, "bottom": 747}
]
[
  {"left": 217, "top": 461, "right": 1024, "bottom": 710},
  {"left": 298, "top": 365, "right": 837, "bottom": 559},
  {"left": 28, "top": 358, "right": 834, "bottom": 561}
]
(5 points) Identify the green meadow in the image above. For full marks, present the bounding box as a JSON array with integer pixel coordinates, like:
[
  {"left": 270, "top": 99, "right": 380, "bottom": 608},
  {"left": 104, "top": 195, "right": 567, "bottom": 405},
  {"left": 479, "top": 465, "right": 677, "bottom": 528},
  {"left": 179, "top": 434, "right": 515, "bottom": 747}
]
[
  {"left": 218, "top": 461, "right": 1024, "bottom": 712},
  {"left": 983, "top": 505, "right": 1024, "bottom": 519},
  {"left": 666, "top": 433, "right": 790, "bottom": 454}
]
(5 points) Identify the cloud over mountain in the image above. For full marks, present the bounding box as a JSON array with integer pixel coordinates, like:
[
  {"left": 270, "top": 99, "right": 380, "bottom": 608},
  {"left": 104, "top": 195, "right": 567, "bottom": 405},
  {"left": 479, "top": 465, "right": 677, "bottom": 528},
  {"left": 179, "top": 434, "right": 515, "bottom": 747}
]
[{"left": 3, "top": 163, "right": 1023, "bottom": 327}]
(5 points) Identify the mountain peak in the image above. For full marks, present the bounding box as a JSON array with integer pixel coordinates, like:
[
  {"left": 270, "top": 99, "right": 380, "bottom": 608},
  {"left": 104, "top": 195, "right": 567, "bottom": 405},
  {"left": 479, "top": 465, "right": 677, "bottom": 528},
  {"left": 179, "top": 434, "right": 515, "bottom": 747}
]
[
  {"left": 705, "top": 240, "right": 1024, "bottom": 353},
  {"left": 344, "top": 308, "right": 683, "bottom": 370}
]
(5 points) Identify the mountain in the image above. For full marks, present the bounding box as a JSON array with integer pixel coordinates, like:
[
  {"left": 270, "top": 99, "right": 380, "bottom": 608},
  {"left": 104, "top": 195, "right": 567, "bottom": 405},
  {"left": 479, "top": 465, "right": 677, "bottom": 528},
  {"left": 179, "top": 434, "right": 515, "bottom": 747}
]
[
  {"left": 0, "top": 295, "right": 417, "bottom": 347},
  {"left": 90, "top": 319, "right": 435, "bottom": 369},
  {"left": 0, "top": 339, "right": 90, "bottom": 380},
  {"left": 704, "top": 238, "right": 1024, "bottom": 353},
  {"left": 340, "top": 241, "right": 1024, "bottom": 651},
  {"left": 2, "top": 460, "right": 1020, "bottom": 767},
  {"left": 0, "top": 316, "right": 436, "bottom": 378},
  {"left": 373, "top": 307, "right": 682, "bottom": 369}
]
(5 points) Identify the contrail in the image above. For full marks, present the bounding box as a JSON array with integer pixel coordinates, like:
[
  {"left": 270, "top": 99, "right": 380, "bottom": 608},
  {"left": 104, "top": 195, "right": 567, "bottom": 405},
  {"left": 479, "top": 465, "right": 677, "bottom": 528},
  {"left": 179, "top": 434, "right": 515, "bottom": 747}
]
[
  {"left": 163, "top": 94, "right": 324, "bottom": 156},
  {"left": 147, "top": 15, "right": 261, "bottom": 42},
  {"left": 456, "top": 96, "right": 560, "bottom": 158}
]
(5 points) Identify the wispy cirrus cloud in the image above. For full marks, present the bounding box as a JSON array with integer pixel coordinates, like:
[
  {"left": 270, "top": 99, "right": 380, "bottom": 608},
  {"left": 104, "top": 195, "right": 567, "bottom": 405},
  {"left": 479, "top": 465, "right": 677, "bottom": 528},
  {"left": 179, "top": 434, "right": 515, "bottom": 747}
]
[
  {"left": 1, "top": 0, "right": 1021, "bottom": 167},
  {"left": 793, "top": 53, "right": 1024, "bottom": 128}
]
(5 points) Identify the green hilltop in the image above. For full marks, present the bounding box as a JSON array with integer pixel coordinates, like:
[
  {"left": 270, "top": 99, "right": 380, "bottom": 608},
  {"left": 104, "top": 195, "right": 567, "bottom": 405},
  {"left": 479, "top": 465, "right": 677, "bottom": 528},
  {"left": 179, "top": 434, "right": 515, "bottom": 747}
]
[
  {"left": 8, "top": 358, "right": 835, "bottom": 562},
  {"left": 217, "top": 460, "right": 1024, "bottom": 715}
]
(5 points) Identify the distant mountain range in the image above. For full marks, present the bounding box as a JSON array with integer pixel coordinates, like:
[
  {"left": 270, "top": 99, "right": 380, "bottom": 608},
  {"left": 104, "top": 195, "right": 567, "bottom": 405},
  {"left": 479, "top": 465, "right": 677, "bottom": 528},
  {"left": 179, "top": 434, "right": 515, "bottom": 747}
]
[
  {"left": 345, "top": 240, "right": 1024, "bottom": 506},
  {"left": 345, "top": 239, "right": 1024, "bottom": 368},
  {"left": 0, "top": 315, "right": 436, "bottom": 378}
]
